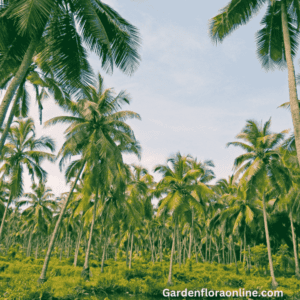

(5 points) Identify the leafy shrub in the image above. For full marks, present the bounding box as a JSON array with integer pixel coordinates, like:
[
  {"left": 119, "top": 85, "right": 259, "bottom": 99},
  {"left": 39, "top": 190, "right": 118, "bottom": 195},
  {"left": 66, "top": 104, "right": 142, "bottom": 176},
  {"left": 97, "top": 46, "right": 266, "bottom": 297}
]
[
  {"left": 0, "top": 262, "right": 9, "bottom": 272},
  {"left": 224, "top": 274, "right": 245, "bottom": 287}
]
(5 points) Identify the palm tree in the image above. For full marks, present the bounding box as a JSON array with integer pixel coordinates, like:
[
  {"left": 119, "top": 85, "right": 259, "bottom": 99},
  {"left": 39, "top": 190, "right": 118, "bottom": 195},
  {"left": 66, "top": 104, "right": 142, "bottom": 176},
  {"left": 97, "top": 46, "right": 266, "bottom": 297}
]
[
  {"left": 0, "top": 118, "right": 55, "bottom": 243},
  {"left": 210, "top": 0, "right": 300, "bottom": 163},
  {"left": 227, "top": 118, "right": 291, "bottom": 288},
  {"left": 0, "top": 61, "right": 72, "bottom": 155},
  {"left": 155, "top": 153, "right": 208, "bottom": 285},
  {"left": 0, "top": 0, "right": 141, "bottom": 137},
  {"left": 38, "top": 73, "right": 141, "bottom": 283},
  {"left": 17, "top": 182, "right": 56, "bottom": 259}
]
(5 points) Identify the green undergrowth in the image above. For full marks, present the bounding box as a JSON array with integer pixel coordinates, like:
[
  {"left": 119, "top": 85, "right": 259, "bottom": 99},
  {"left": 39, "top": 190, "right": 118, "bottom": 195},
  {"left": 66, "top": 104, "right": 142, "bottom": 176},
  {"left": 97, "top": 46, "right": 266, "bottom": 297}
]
[{"left": 0, "top": 255, "right": 300, "bottom": 299}]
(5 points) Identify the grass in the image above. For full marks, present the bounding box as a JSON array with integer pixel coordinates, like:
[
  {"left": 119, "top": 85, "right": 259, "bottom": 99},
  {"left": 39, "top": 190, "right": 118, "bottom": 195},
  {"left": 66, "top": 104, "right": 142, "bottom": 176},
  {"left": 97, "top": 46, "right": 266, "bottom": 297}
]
[{"left": 0, "top": 254, "right": 300, "bottom": 299}]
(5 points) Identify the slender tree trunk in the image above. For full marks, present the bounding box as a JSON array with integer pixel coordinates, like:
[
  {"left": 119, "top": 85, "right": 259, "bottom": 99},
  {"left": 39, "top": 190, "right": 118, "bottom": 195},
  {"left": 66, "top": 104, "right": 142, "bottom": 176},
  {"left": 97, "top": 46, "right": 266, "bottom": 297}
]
[
  {"left": 232, "top": 239, "right": 239, "bottom": 274},
  {"left": 188, "top": 207, "right": 194, "bottom": 259},
  {"left": 74, "top": 222, "right": 83, "bottom": 267},
  {"left": 101, "top": 237, "right": 106, "bottom": 273},
  {"left": 81, "top": 185, "right": 99, "bottom": 280},
  {"left": 0, "top": 38, "right": 39, "bottom": 130},
  {"left": 194, "top": 238, "right": 198, "bottom": 263},
  {"left": 222, "top": 233, "right": 225, "bottom": 264},
  {"left": 129, "top": 231, "right": 134, "bottom": 269},
  {"left": 289, "top": 212, "right": 300, "bottom": 278},
  {"left": 126, "top": 233, "right": 130, "bottom": 268},
  {"left": 281, "top": 0, "right": 300, "bottom": 163},
  {"left": 59, "top": 240, "right": 63, "bottom": 261},
  {"left": 205, "top": 234, "right": 208, "bottom": 262},
  {"left": 167, "top": 223, "right": 176, "bottom": 286},
  {"left": 262, "top": 196, "right": 278, "bottom": 288},
  {"left": 160, "top": 229, "right": 163, "bottom": 263},
  {"left": 240, "top": 240, "right": 242, "bottom": 262},
  {"left": 27, "top": 232, "right": 33, "bottom": 257},
  {"left": 177, "top": 227, "right": 181, "bottom": 268},
  {"left": 0, "top": 86, "right": 23, "bottom": 155},
  {"left": 209, "top": 236, "right": 212, "bottom": 263},
  {"left": 243, "top": 226, "right": 246, "bottom": 263},
  {"left": 0, "top": 193, "right": 13, "bottom": 243},
  {"left": 38, "top": 162, "right": 85, "bottom": 283}
]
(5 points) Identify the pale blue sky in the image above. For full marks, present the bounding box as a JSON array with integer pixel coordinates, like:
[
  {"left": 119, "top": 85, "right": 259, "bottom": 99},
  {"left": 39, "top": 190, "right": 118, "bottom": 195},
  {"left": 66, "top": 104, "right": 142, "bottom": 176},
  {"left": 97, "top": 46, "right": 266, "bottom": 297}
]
[{"left": 23, "top": 0, "right": 295, "bottom": 196}]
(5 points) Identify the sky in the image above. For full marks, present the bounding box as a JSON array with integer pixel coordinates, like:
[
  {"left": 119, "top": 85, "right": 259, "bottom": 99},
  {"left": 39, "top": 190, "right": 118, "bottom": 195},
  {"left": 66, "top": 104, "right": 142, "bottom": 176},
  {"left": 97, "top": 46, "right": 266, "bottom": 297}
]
[{"left": 14, "top": 0, "right": 297, "bottom": 198}]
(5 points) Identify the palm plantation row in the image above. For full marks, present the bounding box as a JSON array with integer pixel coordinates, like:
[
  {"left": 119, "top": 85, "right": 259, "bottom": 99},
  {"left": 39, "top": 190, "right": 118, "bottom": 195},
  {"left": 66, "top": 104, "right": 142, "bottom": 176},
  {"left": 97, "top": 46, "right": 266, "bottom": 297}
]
[{"left": 0, "top": 74, "right": 299, "bottom": 290}]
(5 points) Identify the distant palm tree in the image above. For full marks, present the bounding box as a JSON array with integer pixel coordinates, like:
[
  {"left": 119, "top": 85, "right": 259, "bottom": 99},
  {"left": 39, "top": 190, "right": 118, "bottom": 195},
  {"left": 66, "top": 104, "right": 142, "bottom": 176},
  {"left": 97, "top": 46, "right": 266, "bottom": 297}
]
[
  {"left": 155, "top": 153, "right": 210, "bottom": 285},
  {"left": 227, "top": 119, "right": 291, "bottom": 288},
  {"left": 18, "top": 182, "right": 56, "bottom": 258},
  {"left": 210, "top": 0, "right": 300, "bottom": 164},
  {"left": 0, "top": 118, "right": 55, "bottom": 243},
  {"left": 38, "top": 74, "right": 141, "bottom": 283}
]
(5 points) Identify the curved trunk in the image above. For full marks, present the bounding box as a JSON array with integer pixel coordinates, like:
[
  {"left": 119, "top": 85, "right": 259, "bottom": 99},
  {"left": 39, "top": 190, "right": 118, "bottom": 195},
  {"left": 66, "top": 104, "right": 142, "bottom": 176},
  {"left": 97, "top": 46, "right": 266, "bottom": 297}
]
[
  {"left": 0, "top": 192, "right": 12, "bottom": 243},
  {"left": 38, "top": 161, "right": 85, "bottom": 283},
  {"left": 167, "top": 223, "right": 176, "bottom": 286},
  {"left": 262, "top": 196, "right": 278, "bottom": 288},
  {"left": 281, "top": 0, "right": 300, "bottom": 163},
  {"left": 0, "top": 39, "right": 38, "bottom": 129},
  {"left": 81, "top": 184, "right": 99, "bottom": 280},
  {"left": 289, "top": 212, "right": 300, "bottom": 277},
  {"left": 0, "top": 85, "right": 23, "bottom": 155}
]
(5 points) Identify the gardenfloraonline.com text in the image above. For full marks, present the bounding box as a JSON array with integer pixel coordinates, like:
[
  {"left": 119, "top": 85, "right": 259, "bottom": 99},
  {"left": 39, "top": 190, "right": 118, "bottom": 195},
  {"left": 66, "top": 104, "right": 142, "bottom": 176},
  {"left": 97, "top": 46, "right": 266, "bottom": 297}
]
[{"left": 162, "top": 288, "right": 284, "bottom": 298}]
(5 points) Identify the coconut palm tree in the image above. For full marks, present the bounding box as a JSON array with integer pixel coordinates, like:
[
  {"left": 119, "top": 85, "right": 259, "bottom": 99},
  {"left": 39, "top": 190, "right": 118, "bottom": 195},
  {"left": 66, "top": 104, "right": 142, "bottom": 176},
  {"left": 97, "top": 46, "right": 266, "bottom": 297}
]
[
  {"left": 155, "top": 153, "right": 209, "bottom": 285},
  {"left": 0, "top": 0, "right": 141, "bottom": 135},
  {"left": 227, "top": 118, "right": 292, "bottom": 288},
  {"left": 38, "top": 73, "right": 141, "bottom": 283},
  {"left": 0, "top": 118, "right": 55, "bottom": 244},
  {"left": 210, "top": 0, "right": 300, "bottom": 163},
  {"left": 17, "top": 182, "right": 56, "bottom": 259}
]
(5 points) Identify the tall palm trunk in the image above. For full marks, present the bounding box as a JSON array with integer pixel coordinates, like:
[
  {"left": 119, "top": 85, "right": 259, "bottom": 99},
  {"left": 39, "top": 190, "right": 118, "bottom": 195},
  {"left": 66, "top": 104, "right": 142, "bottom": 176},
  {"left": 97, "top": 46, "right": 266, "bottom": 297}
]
[
  {"left": 222, "top": 232, "right": 225, "bottom": 264},
  {"left": 167, "top": 223, "right": 176, "bottom": 286},
  {"left": 159, "top": 228, "right": 163, "bottom": 263},
  {"left": 81, "top": 185, "right": 99, "bottom": 280},
  {"left": 0, "top": 193, "right": 13, "bottom": 243},
  {"left": 243, "top": 226, "right": 246, "bottom": 262},
  {"left": 262, "top": 196, "right": 278, "bottom": 288},
  {"left": 289, "top": 212, "right": 300, "bottom": 278},
  {"left": 281, "top": 0, "right": 300, "bottom": 163},
  {"left": 232, "top": 239, "right": 239, "bottom": 275},
  {"left": 101, "top": 236, "right": 107, "bottom": 273},
  {"left": 38, "top": 162, "right": 85, "bottom": 283},
  {"left": 74, "top": 222, "right": 83, "bottom": 267},
  {"left": 188, "top": 207, "right": 194, "bottom": 259},
  {"left": 0, "top": 39, "right": 38, "bottom": 129},
  {"left": 126, "top": 233, "right": 130, "bottom": 268},
  {"left": 129, "top": 230, "right": 134, "bottom": 269},
  {"left": 0, "top": 85, "right": 23, "bottom": 155},
  {"left": 27, "top": 232, "right": 33, "bottom": 257}
]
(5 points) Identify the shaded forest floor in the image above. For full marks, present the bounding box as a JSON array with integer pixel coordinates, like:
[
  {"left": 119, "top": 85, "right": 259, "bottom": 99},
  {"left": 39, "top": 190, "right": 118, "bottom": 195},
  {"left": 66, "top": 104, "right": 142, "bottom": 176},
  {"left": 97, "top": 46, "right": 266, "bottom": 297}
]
[{"left": 0, "top": 254, "right": 300, "bottom": 299}]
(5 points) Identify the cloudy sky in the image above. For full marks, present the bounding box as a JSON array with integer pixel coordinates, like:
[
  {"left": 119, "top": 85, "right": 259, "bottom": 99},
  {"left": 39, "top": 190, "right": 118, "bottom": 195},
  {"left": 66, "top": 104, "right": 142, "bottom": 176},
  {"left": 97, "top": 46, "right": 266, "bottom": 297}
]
[{"left": 19, "top": 0, "right": 296, "bottom": 196}]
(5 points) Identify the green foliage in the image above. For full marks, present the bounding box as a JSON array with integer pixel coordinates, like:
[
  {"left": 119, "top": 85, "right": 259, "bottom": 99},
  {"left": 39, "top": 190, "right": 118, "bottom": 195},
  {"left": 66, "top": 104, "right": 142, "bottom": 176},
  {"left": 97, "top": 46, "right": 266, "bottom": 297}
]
[{"left": 0, "top": 259, "right": 299, "bottom": 299}]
